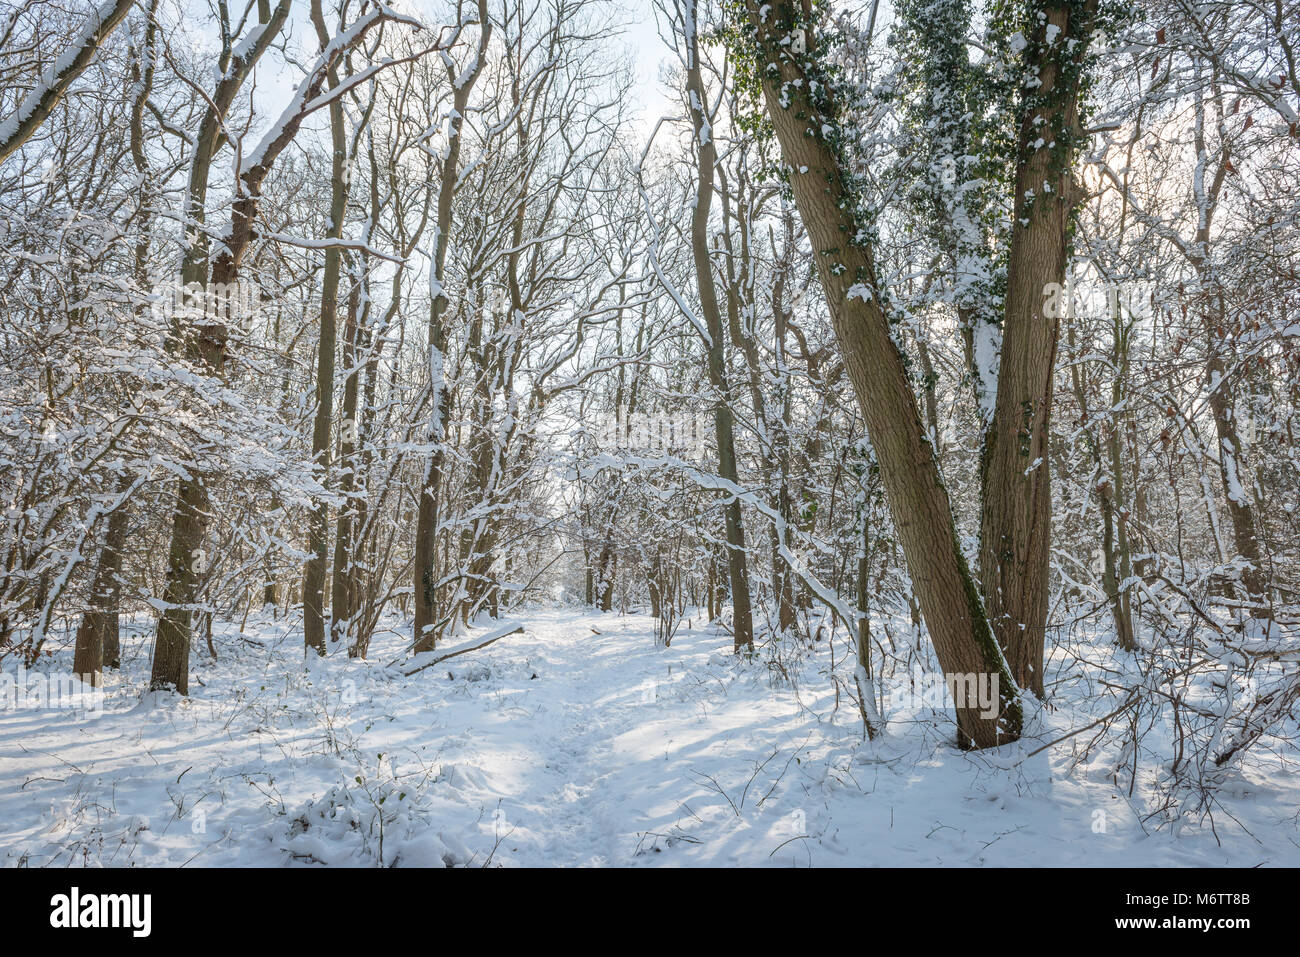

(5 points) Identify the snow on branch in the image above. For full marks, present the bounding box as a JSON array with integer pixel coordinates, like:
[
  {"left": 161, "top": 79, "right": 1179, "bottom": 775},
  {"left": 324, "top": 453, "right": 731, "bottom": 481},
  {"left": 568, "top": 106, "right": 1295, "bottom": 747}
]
[
  {"left": 236, "top": 5, "right": 427, "bottom": 180},
  {"left": 0, "top": 0, "right": 137, "bottom": 166}
]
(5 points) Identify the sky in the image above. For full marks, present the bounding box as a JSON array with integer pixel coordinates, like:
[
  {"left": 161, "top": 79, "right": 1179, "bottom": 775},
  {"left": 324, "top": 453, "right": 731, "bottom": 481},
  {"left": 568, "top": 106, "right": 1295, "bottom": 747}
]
[
  {"left": 618, "top": 0, "right": 677, "bottom": 138},
  {"left": 173, "top": 0, "right": 678, "bottom": 152}
]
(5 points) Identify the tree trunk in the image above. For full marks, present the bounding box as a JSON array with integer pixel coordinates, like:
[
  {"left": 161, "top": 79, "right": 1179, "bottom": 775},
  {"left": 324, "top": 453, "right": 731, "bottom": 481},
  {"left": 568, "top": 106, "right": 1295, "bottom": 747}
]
[
  {"left": 739, "top": 1, "right": 1021, "bottom": 747},
  {"left": 685, "top": 10, "right": 753, "bottom": 652},
  {"left": 978, "top": 2, "right": 1095, "bottom": 698},
  {"left": 0, "top": 0, "right": 137, "bottom": 165},
  {"left": 303, "top": 0, "right": 352, "bottom": 656},
  {"left": 333, "top": 258, "right": 363, "bottom": 649},
  {"left": 151, "top": 2, "right": 394, "bottom": 690},
  {"left": 413, "top": 6, "right": 491, "bottom": 653},
  {"left": 73, "top": 10, "right": 157, "bottom": 682},
  {"left": 1204, "top": 296, "right": 1268, "bottom": 604},
  {"left": 72, "top": 482, "right": 131, "bottom": 681}
]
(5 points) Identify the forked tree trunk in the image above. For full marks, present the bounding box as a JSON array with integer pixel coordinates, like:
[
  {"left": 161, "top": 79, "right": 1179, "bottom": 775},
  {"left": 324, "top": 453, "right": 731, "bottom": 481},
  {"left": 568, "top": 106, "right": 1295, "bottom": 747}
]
[
  {"left": 151, "top": 4, "right": 405, "bottom": 691},
  {"left": 740, "top": 0, "right": 1020, "bottom": 747}
]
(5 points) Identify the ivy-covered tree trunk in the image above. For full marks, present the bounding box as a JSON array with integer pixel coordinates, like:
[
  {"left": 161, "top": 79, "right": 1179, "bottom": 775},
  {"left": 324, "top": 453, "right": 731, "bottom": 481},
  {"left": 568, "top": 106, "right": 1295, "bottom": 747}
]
[
  {"left": 893, "top": 0, "right": 1003, "bottom": 417},
  {"left": 979, "top": 0, "right": 1097, "bottom": 697},
  {"left": 737, "top": 0, "right": 1021, "bottom": 747},
  {"left": 895, "top": 0, "right": 1100, "bottom": 695}
]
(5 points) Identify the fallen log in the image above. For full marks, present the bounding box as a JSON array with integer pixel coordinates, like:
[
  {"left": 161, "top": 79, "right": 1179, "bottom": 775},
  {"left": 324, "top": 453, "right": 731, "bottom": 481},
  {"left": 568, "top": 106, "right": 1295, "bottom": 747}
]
[{"left": 402, "top": 622, "right": 525, "bottom": 677}]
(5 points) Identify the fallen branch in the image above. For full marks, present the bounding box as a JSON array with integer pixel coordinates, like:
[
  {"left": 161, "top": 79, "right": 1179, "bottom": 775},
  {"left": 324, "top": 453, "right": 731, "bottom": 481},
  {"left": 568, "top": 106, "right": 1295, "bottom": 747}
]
[{"left": 402, "top": 622, "right": 525, "bottom": 676}]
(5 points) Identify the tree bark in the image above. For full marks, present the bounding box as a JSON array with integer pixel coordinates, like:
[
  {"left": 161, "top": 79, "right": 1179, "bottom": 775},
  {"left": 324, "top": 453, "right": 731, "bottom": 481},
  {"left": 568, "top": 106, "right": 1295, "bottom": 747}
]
[
  {"left": 150, "top": 0, "right": 292, "bottom": 693},
  {"left": 303, "top": 0, "right": 351, "bottom": 656},
  {"left": 0, "top": 0, "right": 137, "bottom": 166},
  {"left": 739, "top": 1, "right": 1020, "bottom": 746},
  {"left": 1204, "top": 293, "right": 1268, "bottom": 604},
  {"left": 72, "top": 481, "right": 131, "bottom": 681},
  {"left": 73, "top": 6, "right": 157, "bottom": 681},
  {"left": 151, "top": 3, "right": 404, "bottom": 691},
  {"left": 979, "top": 2, "right": 1096, "bottom": 697},
  {"left": 333, "top": 259, "right": 363, "bottom": 648},
  {"left": 685, "top": 8, "right": 754, "bottom": 652},
  {"left": 413, "top": 4, "right": 491, "bottom": 652}
]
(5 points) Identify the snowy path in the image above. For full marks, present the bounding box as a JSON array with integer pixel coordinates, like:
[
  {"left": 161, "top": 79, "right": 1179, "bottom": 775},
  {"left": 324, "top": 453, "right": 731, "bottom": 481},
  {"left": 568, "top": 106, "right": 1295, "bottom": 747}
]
[{"left": 1, "top": 607, "right": 1296, "bottom": 866}]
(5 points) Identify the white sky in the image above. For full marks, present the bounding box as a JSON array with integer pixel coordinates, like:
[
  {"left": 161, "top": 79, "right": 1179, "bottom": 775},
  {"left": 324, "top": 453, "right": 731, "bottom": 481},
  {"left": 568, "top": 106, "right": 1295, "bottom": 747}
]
[
  {"left": 618, "top": 0, "right": 677, "bottom": 138},
  {"left": 173, "top": 0, "right": 678, "bottom": 152}
]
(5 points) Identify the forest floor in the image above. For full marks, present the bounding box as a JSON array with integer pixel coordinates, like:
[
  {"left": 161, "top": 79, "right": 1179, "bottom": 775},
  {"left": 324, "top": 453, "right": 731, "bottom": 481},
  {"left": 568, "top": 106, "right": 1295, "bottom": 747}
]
[{"left": 2, "top": 606, "right": 1298, "bottom": 866}]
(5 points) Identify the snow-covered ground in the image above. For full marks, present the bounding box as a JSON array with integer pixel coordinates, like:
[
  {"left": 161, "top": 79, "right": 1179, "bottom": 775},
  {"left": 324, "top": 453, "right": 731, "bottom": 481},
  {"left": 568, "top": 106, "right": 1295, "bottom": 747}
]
[{"left": 2, "top": 606, "right": 1297, "bottom": 867}]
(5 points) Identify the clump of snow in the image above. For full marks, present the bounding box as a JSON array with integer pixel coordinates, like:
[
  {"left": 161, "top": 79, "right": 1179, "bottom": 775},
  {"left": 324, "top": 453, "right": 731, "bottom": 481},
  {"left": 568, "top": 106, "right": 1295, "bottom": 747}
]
[{"left": 284, "top": 780, "right": 469, "bottom": 867}]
